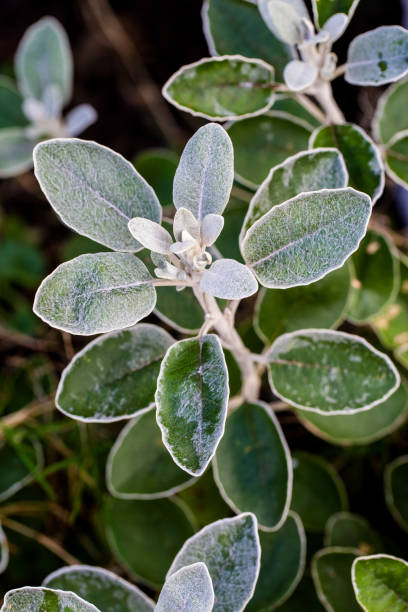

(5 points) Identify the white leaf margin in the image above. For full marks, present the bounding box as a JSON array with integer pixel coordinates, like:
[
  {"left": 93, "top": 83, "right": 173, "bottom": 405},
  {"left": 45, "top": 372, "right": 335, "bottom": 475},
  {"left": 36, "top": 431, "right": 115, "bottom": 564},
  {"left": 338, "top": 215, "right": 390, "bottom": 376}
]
[
  {"left": 372, "top": 77, "right": 408, "bottom": 145},
  {"left": 162, "top": 55, "right": 276, "bottom": 122},
  {"left": 167, "top": 512, "right": 261, "bottom": 612},
  {"left": 0, "top": 586, "right": 100, "bottom": 612},
  {"left": 106, "top": 406, "right": 197, "bottom": 499},
  {"left": 324, "top": 511, "right": 375, "bottom": 548},
  {"left": 384, "top": 454, "right": 408, "bottom": 533},
  {"left": 351, "top": 553, "right": 408, "bottom": 612},
  {"left": 42, "top": 564, "right": 155, "bottom": 610},
  {"left": 212, "top": 400, "right": 293, "bottom": 532},
  {"left": 309, "top": 123, "right": 385, "bottom": 205},
  {"left": 311, "top": 546, "right": 362, "bottom": 612},
  {"left": 267, "top": 329, "right": 401, "bottom": 416},
  {"left": 155, "top": 334, "right": 229, "bottom": 477},
  {"left": 55, "top": 324, "right": 173, "bottom": 424}
]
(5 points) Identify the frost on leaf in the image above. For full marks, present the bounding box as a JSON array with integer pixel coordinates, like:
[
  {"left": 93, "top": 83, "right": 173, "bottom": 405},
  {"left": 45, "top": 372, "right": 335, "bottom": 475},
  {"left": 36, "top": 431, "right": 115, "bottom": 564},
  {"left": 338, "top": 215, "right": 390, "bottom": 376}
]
[
  {"left": 200, "top": 259, "right": 258, "bottom": 299},
  {"left": 0, "top": 587, "right": 99, "bottom": 612},
  {"left": 156, "top": 563, "right": 214, "bottom": 612}
]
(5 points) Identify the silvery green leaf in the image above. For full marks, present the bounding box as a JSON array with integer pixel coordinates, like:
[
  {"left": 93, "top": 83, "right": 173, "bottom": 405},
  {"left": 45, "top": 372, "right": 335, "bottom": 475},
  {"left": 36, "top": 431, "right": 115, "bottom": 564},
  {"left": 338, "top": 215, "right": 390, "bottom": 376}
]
[
  {"left": 43, "top": 565, "right": 155, "bottom": 612},
  {"left": 33, "top": 139, "right": 162, "bottom": 252},
  {"left": 34, "top": 252, "right": 156, "bottom": 335},
  {"left": 65, "top": 104, "right": 98, "bottom": 137},
  {"left": 203, "top": 0, "right": 294, "bottom": 82},
  {"left": 312, "top": 0, "right": 360, "bottom": 30},
  {"left": 169, "top": 241, "right": 195, "bottom": 255},
  {"left": 200, "top": 259, "right": 258, "bottom": 299},
  {"left": 107, "top": 407, "right": 195, "bottom": 499},
  {"left": 0, "top": 76, "right": 28, "bottom": 129},
  {"left": 0, "top": 525, "right": 8, "bottom": 574},
  {"left": 241, "top": 148, "right": 347, "bottom": 240},
  {"left": 128, "top": 218, "right": 173, "bottom": 254},
  {"left": 346, "top": 26, "right": 408, "bottom": 86},
  {"left": 0, "top": 587, "right": 99, "bottom": 612},
  {"left": 15, "top": 17, "right": 73, "bottom": 103},
  {"left": 167, "top": 513, "right": 261, "bottom": 612},
  {"left": 284, "top": 60, "right": 318, "bottom": 91},
  {"left": 156, "top": 563, "right": 214, "bottom": 612},
  {"left": 156, "top": 334, "right": 229, "bottom": 476},
  {"left": 352, "top": 554, "right": 408, "bottom": 612},
  {"left": 42, "top": 83, "right": 63, "bottom": 117},
  {"left": 201, "top": 214, "right": 225, "bottom": 246},
  {"left": 23, "top": 97, "right": 47, "bottom": 123},
  {"left": 173, "top": 123, "right": 234, "bottom": 220},
  {"left": 173, "top": 208, "right": 200, "bottom": 241},
  {"left": 259, "top": 0, "right": 307, "bottom": 44},
  {"left": 163, "top": 55, "right": 276, "bottom": 121},
  {"left": 56, "top": 324, "right": 173, "bottom": 422},
  {"left": 213, "top": 401, "right": 292, "bottom": 530},
  {"left": 241, "top": 188, "right": 371, "bottom": 289},
  {"left": 0, "top": 127, "right": 34, "bottom": 178},
  {"left": 268, "top": 329, "right": 400, "bottom": 415},
  {"left": 322, "top": 13, "right": 348, "bottom": 42}
]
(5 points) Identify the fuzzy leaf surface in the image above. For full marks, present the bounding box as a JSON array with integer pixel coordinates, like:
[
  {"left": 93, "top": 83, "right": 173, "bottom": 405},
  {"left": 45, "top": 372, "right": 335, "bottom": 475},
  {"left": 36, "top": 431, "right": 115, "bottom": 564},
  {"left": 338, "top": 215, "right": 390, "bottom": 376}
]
[
  {"left": 0, "top": 128, "right": 34, "bottom": 178},
  {"left": 156, "top": 563, "right": 214, "bottom": 612},
  {"left": 0, "top": 587, "right": 99, "bottom": 612},
  {"left": 200, "top": 259, "right": 258, "bottom": 299}
]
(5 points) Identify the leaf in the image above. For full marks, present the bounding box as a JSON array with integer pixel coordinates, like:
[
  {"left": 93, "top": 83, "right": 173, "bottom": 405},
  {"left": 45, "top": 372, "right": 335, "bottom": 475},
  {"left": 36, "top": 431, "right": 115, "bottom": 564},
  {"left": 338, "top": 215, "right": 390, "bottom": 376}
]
[
  {"left": 241, "top": 148, "right": 348, "bottom": 239},
  {"left": 312, "top": 548, "right": 361, "bottom": 612},
  {"left": 228, "top": 113, "right": 311, "bottom": 188},
  {"left": 284, "top": 60, "right": 318, "bottom": 91},
  {"left": 242, "top": 188, "right": 371, "bottom": 289},
  {"left": 385, "top": 455, "right": 408, "bottom": 532},
  {"left": 352, "top": 554, "right": 408, "bottom": 612},
  {"left": 105, "top": 497, "right": 194, "bottom": 587},
  {"left": 107, "top": 407, "right": 195, "bottom": 499},
  {"left": 178, "top": 467, "right": 231, "bottom": 528},
  {"left": 312, "top": 0, "right": 360, "bottom": 29},
  {"left": 64, "top": 104, "right": 97, "bottom": 137},
  {"left": 167, "top": 513, "right": 261, "bottom": 612},
  {"left": 0, "top": 76, "right": 28, "bottom": 129},
  {"left": 0, "top": 587, "right": 99, "bottom": 612},
  {"left": 0, "top": 439, "right": 43, "bottom": 503},
  {"left": 56, "top": 324, "right": 173, "bottom": 422},
  {"left": 213, "top": 401, "right": 292, "bottom": 530},
  {"left": 348, "top": 230, "right": 399, "bottom": 322},
  {"left": 325, "top": 512, "right": 382, "bottom": 554},
  {"left": 15, "top": 17, "right": 73, "bottom": 103},
  {"left": 173, "top": 124, "right": 233, "bottom": 220},
  {"left": 203, "top": 0, "right": 294, "bottom": 81},
  {"left": 201, "top": 214, "right": 224, "bottom": 246},
  {"left": 291, "top": 452, "right": 348, "bottom": 532},
  {"left": 216, "top": 196, "right": 247, "bottom": 262},
  {"left": 0, "top": 127, "right": 35, "bottom": 178},
  {"left": 128, "top": 218, "right": 173, "bottom": 254},
  {"left": 155, "top": 286, "right": 205, "bottom": 333},
  {"left": 34, "top": 139, "right": 161, "bottom": 252},
  {"left": 372, "top": 256, "right": 408, "bottom": 349},
  {"left": 345, "top": 26, "right": 408, "bottom": 87},
  {"left": 156, "top": 334, "right": 229, "bottom": 476},
  {"left": 296, "top": 383, "right": 408, "bottom": 446},
  {"left": 34, "top": 252, "right": 156, "bottom": 335},
  {"left": 163, "top": 56, "right": 275, "bottom": 121},
  {"left": 385, "top": 130, "right": 408, "bottom": 188},
  {"left": 0, "top": 525, "right": 8, "bottom": 575},
  {"left": 246, "top": 512, "right": 306, "bottom": 611},
  {"left": 255, "top": 264, "right": 351, "bottom": 344},
  {"left": 268, "top": 329, "right": 400, "bottom": 414},
  {"left": 43, "top": 565, "right": 155, "bottom": 611},
  {"left": 373, "top": 77, "right": 408, "bottom": 144},
  {"left": 310, "top": 124, "right": 384, "bottom": 203},
  {"left": 156, "top": 563, "right": 214, "bottom": 612},
  {"left": 272, "top": 94, "right": 321, "bottom": 128},
  {"left": 258, "top": 0, "right": 307, "bottom": 45},
  {"left": 200, "top": 259, "right": 258, "bottom": 299}
]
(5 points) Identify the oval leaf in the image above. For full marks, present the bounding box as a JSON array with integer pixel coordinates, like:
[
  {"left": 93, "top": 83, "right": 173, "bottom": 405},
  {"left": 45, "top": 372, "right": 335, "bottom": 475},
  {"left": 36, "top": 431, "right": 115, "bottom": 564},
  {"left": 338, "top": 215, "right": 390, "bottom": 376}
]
[
  {"left": 268, "top": 329, "right": 400, "bottom": 414},
  {"left": 0, "top": 587, "right": 99, "bottom": 612},
  {"left": 200, "top": 259, "right": 258, "bottom": 299},
  {"left": 258, "top": 0, "right": 306, "bottom": 45},
  {"left": 385, "top": 455, "right": 408, "bottom": 532},
  {"left": 312, "top": 548, "right": 361, "bottom": 612},
  {"left": 15, "top": 17, "right": 73, "bottom": 102},
  {"left": 291, "top": 452, "right": 348, "bottom": 532},
  {"left": 163, "top": 56, "right": 275, "bottom": 121},
  {"left": 156, "top": 334, "right": 229, "bottom": 476},
  {"left": 228, "top": 113, "right": 311, "bottom": 188},
  {"left": 312, "top": 0, "right": 360, "bottom": 29},
  {"left": 242, "top": 188, "right": 371, "bottom": 289},
  {"left": 385, "top": 130, "right": 408, "bottom": 188},
  {"left": 346, "top": 26, "right": 408, "bottom": 86},
  {"left": 167, "top": 513, "right": 261, "bottom": 612},
  {"left": 134, "top": 149, "right": 179, "bottom": 208},
  {"left": 284, "top": 60, "right": 318, "bottom": 91},
  {"left": 56, "top": 324, "right": 172, "bottom": 422},
  {"left": 310, "top": 124, "right": 384, "bottom": 203},
  {"left": 213, "top": 401, "right": 292, "bottom": 530},
  {"left": 325, "top": 512, "right": 382, "bottom": 554},
  {"left": 34, "top": 252, "right": 156, "bottom": 335},
  {"left": 352, "top": 554, "right": 408, "bottom": 612},
  {"left": 255, "top": 264, "right": 351, "bottom": 344},
  {"left": 105, "top": 497, "right": 194, "bottom": 587},
  {"left": 241, "top": 148, "right": 348, "bottom": 241},
  {"left": 156, "top": 563, "right": 214, "bottom": 612},
  {"left": 0, "top": 127, "right": 34, "bottom": 178},
  {"left": 43, "top": 565, "right": 154, "bottom": 611},
  {"left": 34, "top": 139, "right": 161, "bottom": 252},
  {"left": 373, "top": 77, "right": 408, "bottom": 144},
  {"left": 107, "top": 407, "right": 195, "bottom": 499},
  {"left": 246, "top": 512, "right": 306, "bottom": 611}
]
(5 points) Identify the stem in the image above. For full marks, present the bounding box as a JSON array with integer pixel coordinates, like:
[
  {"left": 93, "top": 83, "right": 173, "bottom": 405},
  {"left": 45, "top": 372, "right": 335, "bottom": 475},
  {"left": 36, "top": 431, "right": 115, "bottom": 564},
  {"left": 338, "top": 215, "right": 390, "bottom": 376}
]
[
  {"left": 313, "top": 81, "right": 345, "bottom": 124},
  {"left": 296, "top": 93, "right": 327, "bottom": 124}
]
